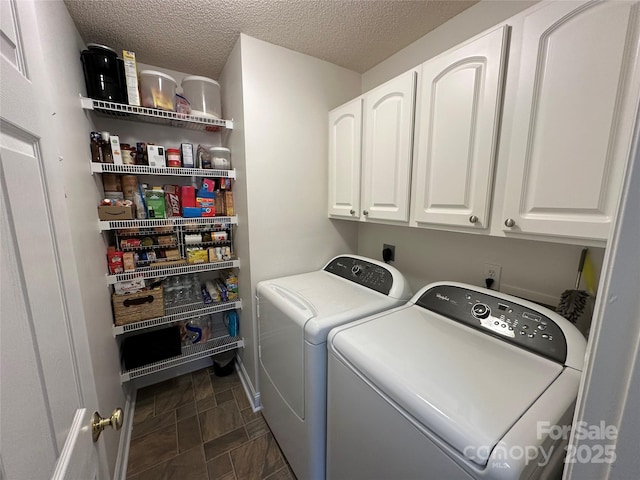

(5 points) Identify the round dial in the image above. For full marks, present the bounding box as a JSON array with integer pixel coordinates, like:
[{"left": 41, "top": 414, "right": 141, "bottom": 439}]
[
  {"left": 351, "top": 265, "right": 362, "bottom": 276},
  {"left": 471, "top": 303, "right": 491, "bottom": 319}
]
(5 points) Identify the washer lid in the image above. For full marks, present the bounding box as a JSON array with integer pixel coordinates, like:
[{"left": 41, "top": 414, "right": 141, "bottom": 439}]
[
  {"left": 258, "top": 270, "right": 403, "bottom": 344},
  {"left": 330, "top": 305, "right": 563, "bottom": 466}
]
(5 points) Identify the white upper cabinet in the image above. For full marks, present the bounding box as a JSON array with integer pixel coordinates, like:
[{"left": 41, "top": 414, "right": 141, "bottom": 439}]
[
  {"left": 328, "top": 98, "right": 363, "bottom": 219},
  {"left": 412, "top": 26, "right": 508, "bottom": 229},
  {"left": 500, "top": 1, "right": 640, "bottom": 241},
  {"left": 361, "top": 69, "right": 418, "bottom": 222}
]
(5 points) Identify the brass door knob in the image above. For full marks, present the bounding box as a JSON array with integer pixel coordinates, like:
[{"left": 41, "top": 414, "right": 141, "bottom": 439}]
[{"left": 92, "top": 408, "right": 123, "bottom": 442}]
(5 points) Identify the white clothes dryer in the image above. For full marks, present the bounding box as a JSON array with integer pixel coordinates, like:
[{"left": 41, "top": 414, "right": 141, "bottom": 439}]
[
  {"left": 257, "top": 255, "right": 412, "bottom": 480},
  {"left": 327, "top": 282, "right": 587, "bottom": 480}
]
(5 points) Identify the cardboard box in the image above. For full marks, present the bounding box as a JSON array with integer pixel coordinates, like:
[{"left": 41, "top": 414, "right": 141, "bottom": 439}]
[
  {"left": 164, "top": 185, "right": 181, "bottom": 217},
  {"left": 114, "top": 278, "right": 146, "bottom": 295},
  {"left": 147, "top": 145, "right": 166, "bottom": 167},
  {"left": 181, "top": 143, "right": 194, "bottom": 168},
  {"left": 107, "top": 250, "right": 124, "bottom": 274},
  {"left": 110, "top": 135, "right": 123, "bottom": 165},
  {"left": 145, "top": 189, "right": 165, "bottom": 219},
  {"left": 98, "top": 205, "right": 136, "bottom": 220},
  {"left": 122, "top": 50, "right": 140, "bottom": 106},
  {"left": 224, "top": 191, "right": 234, "bottom": 216},
  {"left": 183, "top": 207, "right": 202, "bottom": 218}
]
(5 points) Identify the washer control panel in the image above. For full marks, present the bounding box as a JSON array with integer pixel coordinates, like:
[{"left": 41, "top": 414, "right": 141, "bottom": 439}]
[
  {"left": 324, "top": 256, "right": 393, "bottom": 295},
  {"left": 417, "top": 285, "right": 567, "bottom": 364}
]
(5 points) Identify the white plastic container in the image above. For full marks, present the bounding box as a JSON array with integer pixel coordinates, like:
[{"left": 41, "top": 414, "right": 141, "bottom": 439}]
[
  {"left": 209, "top": 147, "right": 231, "bottom": 170},
  {"left": 181, "top": 76, "right": 221, "bottom": 119},
  {"left": 139, "top": 70, "right": 177, "bottom": 111}
]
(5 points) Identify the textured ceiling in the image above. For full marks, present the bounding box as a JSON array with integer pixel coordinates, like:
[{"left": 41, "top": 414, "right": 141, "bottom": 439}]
[{"left": 63, "top": 0, "right": 478, "bottom": 79}]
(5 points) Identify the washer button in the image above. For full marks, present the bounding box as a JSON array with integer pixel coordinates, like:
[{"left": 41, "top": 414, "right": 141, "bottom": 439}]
[{"left": 537, "top": 324, "right": 547, "bottom": 331}]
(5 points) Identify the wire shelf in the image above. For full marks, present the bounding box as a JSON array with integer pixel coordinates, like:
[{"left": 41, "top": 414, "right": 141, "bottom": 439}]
[
  {"left": 99, "top": 216, "right": 237, "bottom": 231},
  {"left": 120, "top": 335, "right": 244, "bottom": 382},
  {"left": 81, "top": 97, "right": 233, "bottom": 131},
  {"left": 113, "top": 299, "right": 242, "bottom": 336},
  {"left": 90, "top": 162, "right": 236, "bottom": 178},
  {"left": 106, "top": 259, "right": 240, "bottom": 284}
]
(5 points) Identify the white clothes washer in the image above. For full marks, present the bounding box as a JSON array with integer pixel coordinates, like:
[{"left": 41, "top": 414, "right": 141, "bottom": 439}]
[
  {"left": 257, "top": 255, "right": 412, "bottom": 480},
  {"left": 327, "top": 282, "right": 587, "bottom": 480}
]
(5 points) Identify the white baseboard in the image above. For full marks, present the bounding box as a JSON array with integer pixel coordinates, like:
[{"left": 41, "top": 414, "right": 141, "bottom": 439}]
[
  {"left": 113, "top": 392, "right": 134, "bottom": 480},
  {"left": 235, "top": 356, "right": 261, "bottom": 412}
]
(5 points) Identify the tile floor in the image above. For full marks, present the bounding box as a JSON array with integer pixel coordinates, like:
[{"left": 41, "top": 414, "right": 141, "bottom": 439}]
[{"left": 126, "top": 366, "right": 296, "bottom": 480}]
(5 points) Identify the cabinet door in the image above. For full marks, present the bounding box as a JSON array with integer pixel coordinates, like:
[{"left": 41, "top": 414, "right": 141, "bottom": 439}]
[
  {"left": 501, "top": 1, "right": 640, "bottom": 240},
  {"left": 361, "top": 70, "right": 418, "bottom": 222},
  {"left": 412, "top": 26, "right": 508, "bottom": 229},
  {"left": 328, "top": 98, "right": 362, "bottom": 219}
]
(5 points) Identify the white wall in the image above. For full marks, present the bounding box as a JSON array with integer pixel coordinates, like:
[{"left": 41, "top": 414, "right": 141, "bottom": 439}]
[
  {"left": 34, "top": 0, "right": 125, "bottom": 475},
  {"left": 356, "top": 0, "right": 604, "bottom": 307},
  {"left": 218, "top": 38, "right": 256, "bottom": 398},
  {"left": 229, "top": 34, "right": 361, "bottom": 396}
]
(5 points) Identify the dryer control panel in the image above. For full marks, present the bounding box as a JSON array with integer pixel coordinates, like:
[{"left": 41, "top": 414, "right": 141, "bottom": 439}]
[
  {"left": 324, "top": 256, "right": 393, "bottom": 295},
  {"left": 417, "top": 285, "right": 568, "bottom": 364}
]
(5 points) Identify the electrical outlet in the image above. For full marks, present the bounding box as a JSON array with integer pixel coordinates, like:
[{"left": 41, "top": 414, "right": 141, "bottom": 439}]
[
  {"left": 382, "top": 244, "right": 395, "bottom": 263},
  {"left": 483, "top": 263, "right": 502, "bottom": 290}
]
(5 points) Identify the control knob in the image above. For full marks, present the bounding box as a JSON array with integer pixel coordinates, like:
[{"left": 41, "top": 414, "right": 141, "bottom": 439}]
[
  {"left": 471, "top": 303, "right": 491, "bottom": 320},
  {"left": 351, "top": 265, "right": 362, "bottom": 276}
]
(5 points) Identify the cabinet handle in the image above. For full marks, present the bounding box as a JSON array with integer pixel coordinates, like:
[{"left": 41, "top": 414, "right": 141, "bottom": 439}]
[
  {"left": 504, "top": 218, "right": 516, "bottom": 228},
  {"left": 469, "top": 215, "right": 479, "bottom": 224},
  {"left": 350, "top": 209, "right": 355, "bottom": 215},
  {"left": 363, "top": 210, "right": 369, "bottom": 216}
]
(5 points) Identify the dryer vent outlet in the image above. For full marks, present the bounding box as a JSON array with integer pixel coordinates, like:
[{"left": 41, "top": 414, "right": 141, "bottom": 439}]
[{"left": 382, "top": 244, "right": 395, "bottom": 263}]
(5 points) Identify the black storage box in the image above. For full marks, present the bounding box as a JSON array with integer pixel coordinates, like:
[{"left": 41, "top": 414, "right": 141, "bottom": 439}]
[{"left": 121, "top": 326, "right": 182, "bottom": 370}]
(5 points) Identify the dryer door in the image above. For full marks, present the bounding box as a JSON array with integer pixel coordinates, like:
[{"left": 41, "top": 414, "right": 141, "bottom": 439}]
[{"left": 258, "top": 283, "right": 316, "bottom": 419}]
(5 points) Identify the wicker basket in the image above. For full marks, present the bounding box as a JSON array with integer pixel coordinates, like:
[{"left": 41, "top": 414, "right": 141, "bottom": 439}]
[{"left": 112, "top": 288, "right": 164, "bottom": 326}]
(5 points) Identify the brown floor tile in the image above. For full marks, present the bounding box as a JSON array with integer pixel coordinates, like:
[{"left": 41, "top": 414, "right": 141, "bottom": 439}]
[
  {"left": 240, "top": 407, "right": 260, "bottom": 424},
  {"left": 215, "top": 389, "right": 235, "bottom": 405},
  {"left": 200, "top": 401, "right": 244, "bottom": 442},
  {"left": 139, "top": 374, "right": 192, "bottom": 400},
  {"left": 203, "top": 427, "right": 249, "bottom": 461},
  {"left": 216, "top": 474, "right": 236, "bottom": 480},
  {"left": 133, "top": 395, "right": 155, "bottom": 425},
  {"left": 127, "top": 423, "right": 178, "bottom": 477},
  {"left": 209, "top": 371, "right": 241, "bottom": 393},
  {"left": 230, "top": 433, "right": 285, "bottom": 480},
  {"left": 197, "top": 395, "right": 218, "bottom": 413},
  {"left": 155, "top": 377, "right": 196, "bottom": 414},
  {"left": 177, "top": 401, "right": 197, "bottom": 421},
  {"left": 264, "top": 467, "right": 294, "bottom": 480},
  {"left": 193, "top": 368, "right": 215, "bottom": 401},
  {"left": 207, "top": 453, "right": 233, "bottom": 479},
  {"left": 128, "top": 445, "right": 208, "bottom": 480},
  {"left": 132, "top": 410, "right": 175, "bottom": 440},
  {"left": 178, "top": 414, "right": 202, "bottom": 453},
  {"left": 245, "top": 416, "right": 269, "bottom": 440},
  {"left": 232, "top": 386, "right": 251, "bottom": 411}
]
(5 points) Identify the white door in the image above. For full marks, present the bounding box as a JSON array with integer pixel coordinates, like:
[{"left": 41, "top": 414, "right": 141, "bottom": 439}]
[
  {"left": 328, "top": 98, "right": 362, "bottom": 219},
  {"left": 500, "top": 1, "right": 640, "bottom": 240},
  {"left": 361, "top": 69, "right": 418, "bottom": 222},
  {"left": 412, "top": 26, "right": 507, "bottom": 229},
  {"left": 1, "top": 0, "right": 107, "bottom": 478}
]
